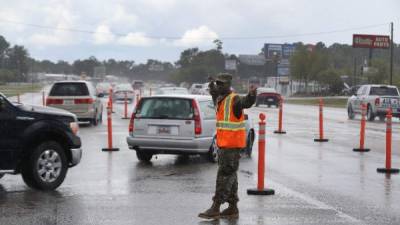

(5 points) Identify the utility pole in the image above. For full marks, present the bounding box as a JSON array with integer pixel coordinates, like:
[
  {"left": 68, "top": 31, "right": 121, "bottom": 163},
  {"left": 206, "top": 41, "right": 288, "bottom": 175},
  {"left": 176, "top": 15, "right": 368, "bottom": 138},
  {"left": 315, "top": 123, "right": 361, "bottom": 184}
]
[{"left": 390, "top": 22, "right": 394, "bottom": 85}]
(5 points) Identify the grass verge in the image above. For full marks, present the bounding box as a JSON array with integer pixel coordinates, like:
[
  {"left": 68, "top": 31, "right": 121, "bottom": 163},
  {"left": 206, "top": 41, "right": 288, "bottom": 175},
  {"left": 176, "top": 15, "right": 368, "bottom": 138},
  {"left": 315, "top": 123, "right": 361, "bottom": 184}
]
[
  {"left": 0, "top": 83, "right": 43, "bottom": 97},
  {"left": 285, "top": 98, "right": 347, "bottom": 108}
]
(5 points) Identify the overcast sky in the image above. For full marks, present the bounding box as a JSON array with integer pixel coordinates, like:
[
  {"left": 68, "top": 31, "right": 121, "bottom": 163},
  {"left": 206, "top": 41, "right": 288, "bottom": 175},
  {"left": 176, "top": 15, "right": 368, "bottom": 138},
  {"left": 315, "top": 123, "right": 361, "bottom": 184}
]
[{"left": 0, "top": 0, "right": 399, "bottom": 63}]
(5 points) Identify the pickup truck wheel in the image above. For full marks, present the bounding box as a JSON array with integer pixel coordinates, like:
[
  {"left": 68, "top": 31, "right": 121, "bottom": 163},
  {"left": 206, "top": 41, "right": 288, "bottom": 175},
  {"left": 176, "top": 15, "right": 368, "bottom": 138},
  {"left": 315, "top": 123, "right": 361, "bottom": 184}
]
[
  {"left": 0, "top": 173, "right": 4, "bottom": 179},
  {"left": 348, "top": 105, "right": 355, "bottom": 119},
  {"left": 136, "top": 151, "right": 152, "bottom": 162},
  {"left": 367, "top": 105, "right": 375, "bottom": 121},
  {"left": 21, "top": 141, "right": 68, "bottom": 190},
  {"left": 208, "top": 136, "right": 218, "bottom": 163}
]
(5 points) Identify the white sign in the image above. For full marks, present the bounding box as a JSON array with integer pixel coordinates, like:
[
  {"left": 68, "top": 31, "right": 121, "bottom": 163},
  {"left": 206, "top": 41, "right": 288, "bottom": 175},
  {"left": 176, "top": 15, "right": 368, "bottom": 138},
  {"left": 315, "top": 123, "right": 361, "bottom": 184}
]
[{"left": 225, "top": 59, "right": 237, "bottom": 70}]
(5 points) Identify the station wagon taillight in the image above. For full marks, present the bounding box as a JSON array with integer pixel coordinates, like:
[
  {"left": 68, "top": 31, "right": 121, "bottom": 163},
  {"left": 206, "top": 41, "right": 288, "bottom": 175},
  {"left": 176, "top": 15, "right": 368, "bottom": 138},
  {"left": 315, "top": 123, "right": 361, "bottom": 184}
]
[
  {"left": 74, "top": 98, "right": 94, "bottom": 104},
  {"left": 46, "top": 98, "right": 63, "bottom": 105},
  {"left": 129, "top": 111, "right": 136, "bottom": 134},
  {"left": 192, "top": 99, "right": 202, "bottom": 135}
]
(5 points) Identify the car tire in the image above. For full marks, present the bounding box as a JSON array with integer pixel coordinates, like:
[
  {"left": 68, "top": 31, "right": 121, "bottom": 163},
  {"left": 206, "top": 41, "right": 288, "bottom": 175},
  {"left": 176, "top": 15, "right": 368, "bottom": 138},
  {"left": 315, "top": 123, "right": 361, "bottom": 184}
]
[
  {"left": 245, "top": 130, "right": 255, "bottom": 157},
  {"left": 208, "top": 136, "right": 218, "bottom": 163},
  {"left": 91, "top": 111, "right": 99, "bottom": 126},
  {"left": 367, "top": 105, "right": 375, "bottom": 121},
  {"left": 21, "top": 141, "right": 68, "bottom": 190},
  {"left": 136, "top": 151, "right": 152, "bottom": 162},
  {"left": 0, "top": 173, "right": 4, "bottom": 179},
  {"left": 348, "top": 105, "right": 355, "bottom": 119},
  {"left": 99, "top": 110, "right": 103, "bottom": 124}
]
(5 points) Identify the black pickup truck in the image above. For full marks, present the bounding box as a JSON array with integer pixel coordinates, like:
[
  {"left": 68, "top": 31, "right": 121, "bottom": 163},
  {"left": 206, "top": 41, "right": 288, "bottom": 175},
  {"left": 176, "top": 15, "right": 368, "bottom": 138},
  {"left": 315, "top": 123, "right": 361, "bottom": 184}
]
[{"left": 0, "top": 93, "right": 82, "bottom": 190}]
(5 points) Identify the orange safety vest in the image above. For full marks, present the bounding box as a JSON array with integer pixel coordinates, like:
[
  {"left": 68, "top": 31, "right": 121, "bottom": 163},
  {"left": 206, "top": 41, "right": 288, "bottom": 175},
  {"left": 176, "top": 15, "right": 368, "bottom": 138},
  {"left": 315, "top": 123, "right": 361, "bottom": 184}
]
[{"left": 216, "top": 93, "right": 246, "bottom": 149}]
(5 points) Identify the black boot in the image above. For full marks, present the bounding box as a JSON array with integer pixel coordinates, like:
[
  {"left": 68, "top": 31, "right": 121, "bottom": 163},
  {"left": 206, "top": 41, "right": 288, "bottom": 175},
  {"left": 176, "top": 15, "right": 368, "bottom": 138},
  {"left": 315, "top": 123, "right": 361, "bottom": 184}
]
[
  {"left": 220, "top": 203, "right": 239, "bottom": 219},
  {"left": 198, "top": 201, "right": 221, "bottom": 219}
]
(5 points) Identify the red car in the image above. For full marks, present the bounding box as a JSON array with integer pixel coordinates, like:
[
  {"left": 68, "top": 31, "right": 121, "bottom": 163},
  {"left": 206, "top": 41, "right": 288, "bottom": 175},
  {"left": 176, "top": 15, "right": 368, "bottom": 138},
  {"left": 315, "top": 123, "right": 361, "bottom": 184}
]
[{"left": 255, "top": 88, "right": 282, "bottom": 107}]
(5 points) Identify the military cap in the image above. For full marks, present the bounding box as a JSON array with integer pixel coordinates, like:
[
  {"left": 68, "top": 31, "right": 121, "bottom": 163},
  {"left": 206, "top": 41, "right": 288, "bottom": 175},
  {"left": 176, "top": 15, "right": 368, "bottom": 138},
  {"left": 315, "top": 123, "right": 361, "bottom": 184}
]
[{"left": 216, "top": 73, "right": 233, "bottom": 83}]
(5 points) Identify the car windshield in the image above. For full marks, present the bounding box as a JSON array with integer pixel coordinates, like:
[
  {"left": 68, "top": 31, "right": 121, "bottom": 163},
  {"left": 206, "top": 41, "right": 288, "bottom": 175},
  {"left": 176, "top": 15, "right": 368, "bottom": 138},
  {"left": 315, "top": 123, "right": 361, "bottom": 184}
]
[
  {"left": 136, "top": 98, "right": 193, "bottom": 119},
  {"left": 49, "top": 83, "right": 89, "bottom": 96},
  {"left": 369, "top": 87, "right": 399, "bottom": 96}
]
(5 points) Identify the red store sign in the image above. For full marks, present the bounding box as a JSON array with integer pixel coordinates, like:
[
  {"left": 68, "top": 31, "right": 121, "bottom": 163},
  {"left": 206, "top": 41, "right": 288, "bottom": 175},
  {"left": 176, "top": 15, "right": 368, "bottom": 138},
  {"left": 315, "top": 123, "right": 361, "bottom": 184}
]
[{"left": 353, "top": 34, "right": 390, "bottom": 49}]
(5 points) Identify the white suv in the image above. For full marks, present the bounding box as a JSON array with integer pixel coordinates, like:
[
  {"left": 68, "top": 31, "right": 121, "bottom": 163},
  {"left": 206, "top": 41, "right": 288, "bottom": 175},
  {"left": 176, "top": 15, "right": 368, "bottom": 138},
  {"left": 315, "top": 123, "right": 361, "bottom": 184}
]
[{"left": 47, "top": 81, "right": 103, "bottom": 125}]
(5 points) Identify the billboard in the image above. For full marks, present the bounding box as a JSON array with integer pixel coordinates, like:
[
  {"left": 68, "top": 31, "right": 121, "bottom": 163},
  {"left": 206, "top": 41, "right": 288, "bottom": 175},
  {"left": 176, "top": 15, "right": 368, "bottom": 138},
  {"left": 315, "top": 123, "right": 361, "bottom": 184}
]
[
  {"left": 264, "top": 44, "right": 282, "bottom": 58},
  {"left": 238, "top": 55, "right": 265, "bottom": 66},
  {"left": 353, "top": 34, "right": 390, "bottom": 49},
  {"left": 282, "top": 44, "right": 296, "bottom": 58}
]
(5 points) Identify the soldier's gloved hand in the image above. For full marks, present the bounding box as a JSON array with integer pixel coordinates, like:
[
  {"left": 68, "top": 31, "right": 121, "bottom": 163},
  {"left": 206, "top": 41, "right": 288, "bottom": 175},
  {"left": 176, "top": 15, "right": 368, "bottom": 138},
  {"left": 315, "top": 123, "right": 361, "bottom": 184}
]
[{"left": 249, "top": 85, "right": 257, "bottom": 96}]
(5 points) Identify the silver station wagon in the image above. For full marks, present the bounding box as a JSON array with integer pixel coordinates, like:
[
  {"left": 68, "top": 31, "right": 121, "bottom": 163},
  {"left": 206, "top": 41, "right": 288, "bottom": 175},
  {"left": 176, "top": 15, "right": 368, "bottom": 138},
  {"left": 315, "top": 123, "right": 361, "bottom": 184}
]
[
  {"left": 126, "top": 94, "right": 255, "bottom": 162},
  {"left": 127, "top": 95, "right": 216, "bottom": 162}
]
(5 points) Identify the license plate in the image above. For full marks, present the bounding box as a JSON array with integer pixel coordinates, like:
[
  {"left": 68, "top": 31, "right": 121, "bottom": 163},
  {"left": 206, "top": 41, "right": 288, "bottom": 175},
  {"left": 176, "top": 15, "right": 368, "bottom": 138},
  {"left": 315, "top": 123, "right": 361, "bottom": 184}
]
[
  {"left": 158, "top": 126, "right": 171, "bottom": 134},
  {"left": 64, "top": 100, "right": 74, "bottom": 105}
]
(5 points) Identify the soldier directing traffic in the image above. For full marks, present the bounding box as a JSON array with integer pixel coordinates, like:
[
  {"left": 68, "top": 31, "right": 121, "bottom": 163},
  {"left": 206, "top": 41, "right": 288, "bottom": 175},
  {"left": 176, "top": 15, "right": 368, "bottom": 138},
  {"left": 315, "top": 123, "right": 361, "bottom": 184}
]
[{"left": 198, "top": 73, "right": 257, "bottom": 220}]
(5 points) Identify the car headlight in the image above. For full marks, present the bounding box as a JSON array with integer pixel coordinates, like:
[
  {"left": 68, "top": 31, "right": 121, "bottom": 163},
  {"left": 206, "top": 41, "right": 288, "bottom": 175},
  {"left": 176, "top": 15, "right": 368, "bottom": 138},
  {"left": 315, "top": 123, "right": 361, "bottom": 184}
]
[{"left": 70, "top": 122, "right": 79, "bottom": 136}]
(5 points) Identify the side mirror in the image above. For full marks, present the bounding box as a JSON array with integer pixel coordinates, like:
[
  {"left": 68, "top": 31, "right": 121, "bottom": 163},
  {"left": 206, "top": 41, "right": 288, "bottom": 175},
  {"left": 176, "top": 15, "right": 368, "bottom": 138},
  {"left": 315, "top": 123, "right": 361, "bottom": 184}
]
[
  {"left": 244, "top": 114, "right": 249, "bottom": 120},
  {"left": 97, "top": 93, "right": 104, "bottom": 98}
]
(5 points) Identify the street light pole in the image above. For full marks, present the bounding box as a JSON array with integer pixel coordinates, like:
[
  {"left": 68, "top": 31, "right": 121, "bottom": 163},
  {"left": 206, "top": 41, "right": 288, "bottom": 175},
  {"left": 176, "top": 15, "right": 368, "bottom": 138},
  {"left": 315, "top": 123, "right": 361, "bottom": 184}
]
[{"left": 390, "top": 22, "right": 394, "bottom": 85}]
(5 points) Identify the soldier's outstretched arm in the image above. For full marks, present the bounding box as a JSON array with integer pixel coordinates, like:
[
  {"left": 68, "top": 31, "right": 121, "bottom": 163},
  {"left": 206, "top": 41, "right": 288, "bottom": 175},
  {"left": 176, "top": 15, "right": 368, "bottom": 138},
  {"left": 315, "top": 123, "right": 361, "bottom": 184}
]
[{"left": 239, "top": 86, "right": 257, "bottom": 109}]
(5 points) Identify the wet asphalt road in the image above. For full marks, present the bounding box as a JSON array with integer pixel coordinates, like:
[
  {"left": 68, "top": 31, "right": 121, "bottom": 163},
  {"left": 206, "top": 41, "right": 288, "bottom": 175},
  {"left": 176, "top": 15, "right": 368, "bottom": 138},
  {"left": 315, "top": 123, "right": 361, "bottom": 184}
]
[{"left": 1, "top": 91, "right": 400, "bottom": 225}]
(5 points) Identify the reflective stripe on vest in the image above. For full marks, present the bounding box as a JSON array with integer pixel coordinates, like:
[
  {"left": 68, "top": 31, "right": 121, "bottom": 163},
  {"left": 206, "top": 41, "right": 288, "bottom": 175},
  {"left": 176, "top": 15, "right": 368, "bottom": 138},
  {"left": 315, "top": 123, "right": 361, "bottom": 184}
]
[{"left": 216, "top": 93, "right": 246, "bottom": 148}]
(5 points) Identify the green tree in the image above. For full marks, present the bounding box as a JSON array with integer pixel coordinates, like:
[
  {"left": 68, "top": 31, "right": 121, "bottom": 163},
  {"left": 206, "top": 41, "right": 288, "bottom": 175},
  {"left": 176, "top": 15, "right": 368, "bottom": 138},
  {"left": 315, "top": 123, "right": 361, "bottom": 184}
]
[
  {"left": 73, "top": 56, "right": 100, "bottom": 77},
  {"left": 318, "top": 68, "right": 343, "bottom": 94},
  {"left": 0, "top": 35, "right": 10, "bottom": 69},
  {"left": 6, "top": 45, "right": 30, "bottom": 81},
  {"left": 173, "top": 48, "right": 225, "bottom": 84},
  {"left": 213, "top": 39, "right": 223, "bottom": 51}
]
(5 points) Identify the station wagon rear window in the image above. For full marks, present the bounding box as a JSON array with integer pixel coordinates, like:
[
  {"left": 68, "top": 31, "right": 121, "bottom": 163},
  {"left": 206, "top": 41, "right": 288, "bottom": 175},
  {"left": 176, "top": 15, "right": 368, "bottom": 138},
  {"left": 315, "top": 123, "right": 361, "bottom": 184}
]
[
  {"left": 136, "top": 98, "right": 194, "bottom": 119},
  {"left": 49, "top": 83, "right": 89, "bottom": 96},
  {"left": 369, "top": 87, "right": 399, "bottom": 96},
  {"left": 199, "top": 100, "right": 215, "bottom": 120}
]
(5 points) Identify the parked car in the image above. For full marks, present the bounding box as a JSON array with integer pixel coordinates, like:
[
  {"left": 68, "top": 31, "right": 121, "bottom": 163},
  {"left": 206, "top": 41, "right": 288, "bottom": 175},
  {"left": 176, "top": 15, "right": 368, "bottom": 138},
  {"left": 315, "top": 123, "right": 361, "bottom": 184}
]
[
  {"left": 155, "top": 87, "right": 189, "bottom": 95},
  {"left": 132, "top": 80, "right": 145, "bottom": 90},
  {"left": 347, "top": 84, "right": 400, "bottom": 121},
  {"left": 113, "top": 84, "right": 135, "bottom": 102},
  {"left": 198, "top": 82, "right": 210, "bottom": 95},
  {"left": 96, "top": 82, "right": 112, "bottom": 96},
  {"left": 0, "top": 93, "right": 82, "bottom": 190},
  {"left": 255, "top": 87, "right": 282, "bottom": 107},
  {"left": 189, "top": 83, "right": 204, "bottom": 95},
  {"left": 126, "top": 94, "right": 254, "bottom": 162},
  {"left": 46, "top": 80, "right": 103, "bottom": 125}
]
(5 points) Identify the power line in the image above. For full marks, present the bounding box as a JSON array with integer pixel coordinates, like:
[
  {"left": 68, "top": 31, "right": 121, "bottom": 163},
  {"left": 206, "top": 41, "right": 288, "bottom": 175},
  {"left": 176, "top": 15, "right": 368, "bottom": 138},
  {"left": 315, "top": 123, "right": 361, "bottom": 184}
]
[{"left": 0, "top": 19, "right": 390, "bottom": 40}]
